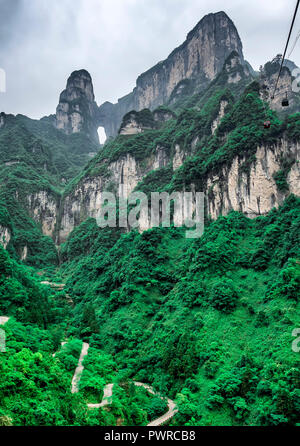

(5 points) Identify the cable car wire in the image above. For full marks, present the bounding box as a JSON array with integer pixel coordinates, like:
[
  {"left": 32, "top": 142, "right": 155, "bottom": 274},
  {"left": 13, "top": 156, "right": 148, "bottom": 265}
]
[
  {"left": 287, "top": 28, "right": 300, "bottom": 59},
  {"left": 271, "top": 0, "right": 300, "bottom": 99}
]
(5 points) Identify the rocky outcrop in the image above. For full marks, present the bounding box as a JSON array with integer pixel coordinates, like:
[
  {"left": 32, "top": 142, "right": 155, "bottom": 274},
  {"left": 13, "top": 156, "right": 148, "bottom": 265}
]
[
  {"left": 260, "top": 56, "right": 298, "bottom": 113},
  {"left": 0, "top": 226, "right": 11, "bottom": 249},
  {"left": 173, "top": 144, "right": 186, "bottom": 170},
  {"left": 27, "top": 191, "right": 58, "bottom": 238},
  {"left": 57, "top": 137, "right": 299, "bottom": 239},
  {"left": 55, "top": 70, "right": 100, "bottom": 143},
  {"left": 119, "top": 111, "right": 155, "bottom": 135},
  {"left": 207, "top": 139, "right": 300, "bottom": 219},
  {"left": 224, "top": 51, "right": 251, "bottom": 84},
  {"left": 211, "top": 100, "right": 228, "bottom": 134},
  {"left": 118, "top": 108, "right": 175, "bottom": 135},
  {"left": 59, "top": 154, "right": 147, "bottom": 242},
  {"left": 153, "top": 108, "right": 176, "bottom": 123},
  {"left": 59, "top": 144, "right": 178, "bottom": 241},
  {"left": 98, "top": 11, "right": 245, "bottom": 137},
  {"left": 119, "top": 119, "right": 144, "bottom": 136},
  {"left": 21, "top": 246, "right": 28, "bottom": 261}
]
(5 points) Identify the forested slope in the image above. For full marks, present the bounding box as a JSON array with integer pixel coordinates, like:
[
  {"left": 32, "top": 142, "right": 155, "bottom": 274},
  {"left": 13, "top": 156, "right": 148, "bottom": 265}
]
[
  {"left": 0, "top": 112, "right": 99, "bottom": 267},
  {"left": 54, "top": 196, "right": 300, "bottom": 426},
  {"left": 0, "top": 50, "right": 299, "bottom": 427}
]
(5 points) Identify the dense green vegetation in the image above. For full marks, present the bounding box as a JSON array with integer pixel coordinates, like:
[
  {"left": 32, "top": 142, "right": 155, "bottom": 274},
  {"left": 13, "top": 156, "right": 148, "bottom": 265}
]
[
  {"left": 0, "top": 244, "right": 65, "bottom": 326},
  {"left": 74, "top": 82, "right": 300, "bottom": 204},
  {"left": 0, "top": 278, "right": 168, "bottom": 426},
  {"left": 0, "top": 112, "right": 100, "bottom": 266},
  {"left": 0, "top": 54, "right": 299, "bottom": 427},
  {"left": 54, "top": 196, "right": 300, "bottom": 426}
]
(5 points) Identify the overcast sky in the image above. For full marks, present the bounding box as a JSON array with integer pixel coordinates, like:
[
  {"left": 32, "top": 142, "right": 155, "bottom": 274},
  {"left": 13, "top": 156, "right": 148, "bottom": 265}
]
[{"left": 0, "top": 0, "right": 299, "bottom": 119}]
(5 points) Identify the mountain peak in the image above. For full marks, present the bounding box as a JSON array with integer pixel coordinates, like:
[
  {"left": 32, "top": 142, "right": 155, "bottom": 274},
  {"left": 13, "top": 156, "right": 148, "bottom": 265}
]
[
  {"left": 99, "top": 11, "right": 244, "bottom": 137},
  {"left": 64, "top": 69, "right": 95, "bottom": 103},
  {"left": 55, "top": 70, "right": 99, "bottom": 142},
  {"left": 187, "top": 11, "right": 237, "bottom": 38}
]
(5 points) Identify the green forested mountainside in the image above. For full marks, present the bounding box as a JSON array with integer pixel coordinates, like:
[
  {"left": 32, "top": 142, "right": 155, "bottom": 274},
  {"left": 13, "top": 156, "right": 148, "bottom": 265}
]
[
  {"left": 1, "top": 196, "right": 299, "bottom": 426},
  {"left": 67, "top": 82, "right": 300, "bottom": 200},
  {"left": 0, "top": 113, "right": 100, "bottom": 267},
  {"left": 0, "top": 247, "right": 169, "bottom": 426},
  {"left": 1, "top": 60, "right": 300, "bottom": 268},
  {"left": 0, "top": 318, "right": 169, "bottom": 425},
  {"left": 54, "top": 195, "right": 300, "bottom": 426},
  {"left": 0, "top": 113, "right": 100, "bottom": 182},
  {"left": 0, "top": 56, "right": 299, "bottom": 426}
]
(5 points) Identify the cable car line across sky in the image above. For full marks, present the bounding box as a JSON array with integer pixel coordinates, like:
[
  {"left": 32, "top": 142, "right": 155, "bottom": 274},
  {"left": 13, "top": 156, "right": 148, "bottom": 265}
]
[
  {"left": 287, "top": 28, "right": 300, "bottom": 59},
  {"left": 271, "top": 0, "right": 300, "bottom": 100}
]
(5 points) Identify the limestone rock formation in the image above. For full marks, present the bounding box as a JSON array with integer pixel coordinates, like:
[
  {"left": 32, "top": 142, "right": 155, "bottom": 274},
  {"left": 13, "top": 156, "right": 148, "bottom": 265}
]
[
  {"left": 0, "top": 226, "right": 11, "bottom": 249},
  {"left": 223, "top": 51, "right": 251, "bottom": 84},
  {"left": 13, "top": 12, "right": 299, "bottom": 246},
  {"left": 119, "top": 110, "right": 155, "bottom": 135},
  {"left": 55, "top": 69, "right": 99, "bottom": 143},
  {"left": 118, "top": 108, "right": 175, "bottom": 135},
  {"left": 99, "top": 11, "right": 246, "bottom": 137},
  {"left": 153, "top": 108, "right": 177, "bottom": 123},
  {"left": 211, "top": 100, "right": 228, "bottom": 134},
  {"left": 27, "top": 191, "right": 58, "bottom": 238},
  {"left": 260, "top": 56, "right": 299, "bottom": 113},
  {"left": 55, "top": 137, "right": 300, "bottom": 241},
  {"left": 206, "top": 139, "right": 300, "bottom": 219}
]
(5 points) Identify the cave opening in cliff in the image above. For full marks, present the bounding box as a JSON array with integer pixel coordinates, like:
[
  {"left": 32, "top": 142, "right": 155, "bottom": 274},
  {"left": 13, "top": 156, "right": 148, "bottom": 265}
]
[{"left": 97, "top": 126, "right": 107, "bottom": 145}]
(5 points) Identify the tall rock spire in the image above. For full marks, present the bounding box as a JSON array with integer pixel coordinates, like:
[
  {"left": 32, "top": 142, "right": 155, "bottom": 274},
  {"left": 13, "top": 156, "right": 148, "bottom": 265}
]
[{"left": 55, "top": 69, "right": 99, "bottom": 143}]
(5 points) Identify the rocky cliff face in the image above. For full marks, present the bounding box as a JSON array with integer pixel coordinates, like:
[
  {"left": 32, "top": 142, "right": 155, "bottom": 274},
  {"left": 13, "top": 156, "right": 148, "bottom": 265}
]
[
  {"left": 0, "top": 226, "right": 11, "bottom": 249},
  {"left": 55, "top": 70, "right": 100, "bottom": 143},
  {"left": 99, "top": 11, "right": 245, "bottom": 137},
  {"left": 119, "top": 111, "right": 155, "bottom": 136},
  {"left": 133, "top": 11, "right": 244, "bottom": 108},
  {"left": 260, "top": 56, "right": 299, "bottom": 113},
  {"left": 59, "top": 150, "right": 164, "bottom": 241},
  {"left": 14, "top": 12, "right": 299, "bottom": 247},
  {"left": 118, "top": 108, "right": 175, "bottom": 135},
  {"left": 206, "top": 139, "right": 300, "bottom": 219},
  {"left": 27, "top": 191, "right": 58, "bottom": 238},
  {"left": 55, "top": 136, "right": 300, "bottom": 241}
]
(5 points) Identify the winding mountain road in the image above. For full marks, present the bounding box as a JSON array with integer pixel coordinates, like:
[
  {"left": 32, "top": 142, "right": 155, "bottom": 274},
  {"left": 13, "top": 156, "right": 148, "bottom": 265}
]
[
  {"left": 147, "top": 397, "right": 178, "bottom": 427},
  {"left": 87, "top": 381, "right": 177, "bottom": 426},
  {"left": 0, "top": 317, "right": 10, "bottom": 325},
  {"left": 70, "top": 342, "right": 177, "bottom": 425},
  {"left": 1, "top": 314, "right": 178, "bottom": 425},
  {"left": 71, "top": 342, "right": 89, "bottom": 394},
  {"left": 52, "top": 341, "right": 67, "bottom": 357},
  {"left": 88, "top": 383, "right": 114, "bottom": 408}
]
